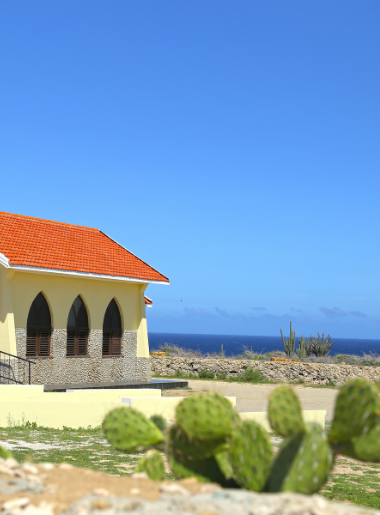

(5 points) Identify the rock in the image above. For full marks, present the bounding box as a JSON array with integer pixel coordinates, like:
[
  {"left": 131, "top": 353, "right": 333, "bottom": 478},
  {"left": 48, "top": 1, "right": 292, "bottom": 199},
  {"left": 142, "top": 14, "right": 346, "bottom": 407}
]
[
  {"left": 63, "top": 491, "right": 376, "bottom": 515},
  {"left": 2, "top": 497, "right": 30, "bottom": 510}
]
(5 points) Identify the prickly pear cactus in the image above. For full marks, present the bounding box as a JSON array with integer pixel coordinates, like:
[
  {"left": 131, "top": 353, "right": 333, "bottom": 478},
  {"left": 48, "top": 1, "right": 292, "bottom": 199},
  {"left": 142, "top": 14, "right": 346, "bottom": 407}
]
[
  {"left": 135, "top": 449, "right": 165, "bottom": 480},
  {"left": 214, "top": 448, "right": 234, "bottom": 480},
  {"left": 176, "top": 392, "right": 239, "bottom": 440},
  {"left": 329, "top": 378, "right": 380, "bottom": 443},
  {"left": 338, "top": 423, "right": 380, "bottom": 462},
  {"left": 268, "top": 386, "right": 305, "bottom": 437},
  {"left": 150, "top": 414, "right": 168, "bottom": 432},
  {"left": 229, "top": 420, "right": 273, "bottom": 491},
  {"left": 169, "top": 423, "right": 227, "bottom": 460},
  {"left": 103, "top": 407, "right": 164, "bottom": 452},
  {"left": 0, "top": 446, "right": 13, "bottom": 459},
  {"left": 266, "top": 423, "right": 333, "bottom": 494},
  {"left": 167, "top": 425, "right": 227, "bottom": 484}
]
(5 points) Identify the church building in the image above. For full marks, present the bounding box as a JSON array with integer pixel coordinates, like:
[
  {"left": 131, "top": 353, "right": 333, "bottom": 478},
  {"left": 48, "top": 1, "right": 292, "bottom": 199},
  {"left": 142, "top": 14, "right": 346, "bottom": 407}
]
[{"left": 0, "top": 212, "right": 169, "bottom": 387}]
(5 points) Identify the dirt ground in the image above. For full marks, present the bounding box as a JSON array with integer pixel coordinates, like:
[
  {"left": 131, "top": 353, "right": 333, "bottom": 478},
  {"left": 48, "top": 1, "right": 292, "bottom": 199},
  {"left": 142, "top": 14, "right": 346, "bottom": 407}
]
[{"left": 162, "top": 380, "right": 339, "bottom": 420}]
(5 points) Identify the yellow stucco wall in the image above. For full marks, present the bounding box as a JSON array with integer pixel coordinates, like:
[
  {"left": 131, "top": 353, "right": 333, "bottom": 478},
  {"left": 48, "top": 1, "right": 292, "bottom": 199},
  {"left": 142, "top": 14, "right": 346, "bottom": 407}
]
[
  {"left": 0, "top": 267, "right": 17, "bottom": 354},
  {"left": 0, "top": 267, "right": 150, "bottom": 357},
  {"left": 0, "top": 395, "right": 237, "bottom": 428}
]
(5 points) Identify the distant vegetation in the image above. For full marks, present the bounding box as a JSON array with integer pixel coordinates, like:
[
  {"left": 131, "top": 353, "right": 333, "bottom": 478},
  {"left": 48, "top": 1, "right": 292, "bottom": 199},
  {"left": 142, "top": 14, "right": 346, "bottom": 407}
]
[
  {"left": 281, "top": 321, "right": 334, "bottom": 358},
  {"left": 155, "top": 342, "right": 380, "bottom": 366}
]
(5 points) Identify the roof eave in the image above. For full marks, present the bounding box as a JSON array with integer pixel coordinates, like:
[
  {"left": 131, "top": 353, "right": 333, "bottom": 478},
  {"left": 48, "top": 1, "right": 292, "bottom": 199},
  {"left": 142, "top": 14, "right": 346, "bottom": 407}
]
[
  {"left": 9, "top": 264, "right": 170, "bottom": 285},
  {"left": 0, "top": 252, "right": 10, "bottom": 268}
]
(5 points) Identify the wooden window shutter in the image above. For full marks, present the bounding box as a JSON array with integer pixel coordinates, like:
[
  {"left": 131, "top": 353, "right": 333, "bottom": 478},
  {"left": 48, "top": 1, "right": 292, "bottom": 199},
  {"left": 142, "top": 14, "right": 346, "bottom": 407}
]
[
  {"left": 67, "top": 331, "right": 76, "bottom": 356},
  {"left": 77, "top": 331, "right": 88, "bottom": 355},
  {"left": 103, "top": 331, "right": 111, "bottom": 355},
  {"left": 111, "top": 330, "right": 121, "bottom": 355},
  {"left": 102, "top": 300, "right": 122, "bottom": 356},
  {"left": 26, "top": 328, "right": 37, "bottom": 357},
  {"left": 39, "top": 329, "right": 51, "bottom": 357},
  {"left": 26, "top": 293, "right": 52, "bottom": 357},
  {"left": 66, "top": 296, "right": 89, "bottom": 356}
]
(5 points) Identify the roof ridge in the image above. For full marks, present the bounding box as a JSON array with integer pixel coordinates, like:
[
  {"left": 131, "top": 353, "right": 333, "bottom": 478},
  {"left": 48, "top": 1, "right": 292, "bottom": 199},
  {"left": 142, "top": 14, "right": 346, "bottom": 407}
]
[{"left": 0, "top": 211, "right": 99, "bottom": 232}]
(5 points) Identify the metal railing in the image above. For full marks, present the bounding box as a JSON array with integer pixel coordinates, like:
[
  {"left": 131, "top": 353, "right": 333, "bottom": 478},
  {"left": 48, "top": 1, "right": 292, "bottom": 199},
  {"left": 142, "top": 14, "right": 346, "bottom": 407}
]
[{"left": 0, "top": 351, "right": 36, "bottom": 385}]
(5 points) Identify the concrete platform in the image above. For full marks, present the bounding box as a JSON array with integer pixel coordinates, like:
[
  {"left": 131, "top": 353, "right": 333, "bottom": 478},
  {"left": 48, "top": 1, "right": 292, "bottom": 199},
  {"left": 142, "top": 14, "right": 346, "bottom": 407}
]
[{"left": 44, "top": 378, "right": 188, "bottom": 392}]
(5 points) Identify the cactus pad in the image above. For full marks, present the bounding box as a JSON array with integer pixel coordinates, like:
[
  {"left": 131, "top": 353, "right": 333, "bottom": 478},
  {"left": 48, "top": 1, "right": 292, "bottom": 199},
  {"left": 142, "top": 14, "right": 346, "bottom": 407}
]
[
  {"left": 150, "top": 414, "right": 168, "bottom": 432},
  {"left": 103, "top": 407, "right": 164, "bottom": 452},
  {"left": 176, "top": 392, "right": 239, "bottom": 440},
  {"left": 329, "top": 378, "right": 380, "bottom": 443},
  {"left": 169, "top": 423, "right": 226, "bottom": 460},
  {"left": 135, "top": 449, "right": 165, "bottom": 480},
  {"left": 266, "top": 423, "right": 333, "bottom": 494},
  {"left": 229, "top": 420, "right": 273, "bottom": 491},
  {"left": 0, "top": 446, "right": 13, "bottom": 459},
  {"left": 167, "top": 428, "right": 227, "bottom": 483},
  {"left": 214, "top": 448, "right": 234, "bottom": 480},
  {"left": 268, "top": 386, "right": 305, "bottom": 437},
  {"left": 338, "top": 424, "right": 380, "bottom": 463}
]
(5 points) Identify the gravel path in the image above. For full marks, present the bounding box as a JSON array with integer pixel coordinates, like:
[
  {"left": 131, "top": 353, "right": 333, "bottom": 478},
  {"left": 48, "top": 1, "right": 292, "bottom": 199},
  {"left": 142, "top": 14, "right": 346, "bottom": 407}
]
[{"left": 163, "top": 381, "right": 339, "bottom": 419}]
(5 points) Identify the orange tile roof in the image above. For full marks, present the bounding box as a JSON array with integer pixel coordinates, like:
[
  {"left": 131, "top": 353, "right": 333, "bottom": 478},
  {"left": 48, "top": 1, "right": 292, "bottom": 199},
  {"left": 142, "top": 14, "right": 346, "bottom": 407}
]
[
  {"left": 144, "top": 296, "right": 153, "bottom": 305},
  {"left": 0, "top": 212, "right": 169, "bottom": 283}
]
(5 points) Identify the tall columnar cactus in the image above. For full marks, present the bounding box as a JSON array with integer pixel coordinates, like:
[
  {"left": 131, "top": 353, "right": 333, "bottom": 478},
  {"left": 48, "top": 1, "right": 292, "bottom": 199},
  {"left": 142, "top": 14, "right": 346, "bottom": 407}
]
[
  {"left": 311, "top": 333, "right": 334, "bottom": 357},
  {"left": 103, "top": 378, "right": 380, "bottom": 494},
  {"left": 296, "top": 336, "right": 313, "bottom": 358},
  {"left": 280, "top": 321, "right": 296, "bottom": 357}
]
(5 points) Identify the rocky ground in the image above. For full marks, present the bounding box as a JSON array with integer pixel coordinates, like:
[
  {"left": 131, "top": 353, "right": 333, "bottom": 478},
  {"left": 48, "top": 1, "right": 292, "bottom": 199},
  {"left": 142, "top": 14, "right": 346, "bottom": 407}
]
[{"left": 0, "top": 457, "right": 376, "bottom": 515}]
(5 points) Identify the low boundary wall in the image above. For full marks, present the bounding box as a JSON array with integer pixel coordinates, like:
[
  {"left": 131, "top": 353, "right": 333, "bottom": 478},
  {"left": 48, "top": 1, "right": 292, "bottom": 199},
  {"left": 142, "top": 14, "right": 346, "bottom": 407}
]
[{"left": 151, "top": 356, "right": 380, "bottom": 385}]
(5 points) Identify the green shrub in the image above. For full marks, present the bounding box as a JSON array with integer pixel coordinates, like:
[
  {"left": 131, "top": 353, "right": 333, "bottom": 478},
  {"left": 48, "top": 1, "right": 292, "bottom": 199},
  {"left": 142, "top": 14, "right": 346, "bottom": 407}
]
[
  {"left": 229, "top": 368, "right": 266, "bottom": 383},
  {"left": 326, "top": 380, "right": 336, "bottom": 387},
  {"left": 216, "top": 371, "right": 228, "bottom": 380},
  {"left": 198, "top": 369, "right": 215, "bottom": 379}
]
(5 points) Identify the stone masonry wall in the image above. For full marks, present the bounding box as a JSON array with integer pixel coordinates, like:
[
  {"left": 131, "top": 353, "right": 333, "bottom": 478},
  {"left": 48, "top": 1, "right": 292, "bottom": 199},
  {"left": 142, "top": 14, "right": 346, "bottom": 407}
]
[
  {"left": 151, "top": 356, "right": 380, "bottom": 385},
  {"left": 15, "top": 328, "right": 151, "bottom": 386}
]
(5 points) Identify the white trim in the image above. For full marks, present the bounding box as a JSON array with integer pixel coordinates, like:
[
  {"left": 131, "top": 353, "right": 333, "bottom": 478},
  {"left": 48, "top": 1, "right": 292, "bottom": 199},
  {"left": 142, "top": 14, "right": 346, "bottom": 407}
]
[
  {"left": 10, "top": 264, "right": 170, "bottom": 285},
  {"left": 0, "top": 252, "right": 10, "bottom": 268},
  {"left": 144, "top": 295, "right": 153, "bottom": 308}
]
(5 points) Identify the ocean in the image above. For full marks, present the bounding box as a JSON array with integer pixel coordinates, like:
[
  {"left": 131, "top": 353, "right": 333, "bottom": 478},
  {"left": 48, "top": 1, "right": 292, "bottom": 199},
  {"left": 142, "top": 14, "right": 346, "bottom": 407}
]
[{"left": 148, "top": 332, "right": 380, "bottom": 357}]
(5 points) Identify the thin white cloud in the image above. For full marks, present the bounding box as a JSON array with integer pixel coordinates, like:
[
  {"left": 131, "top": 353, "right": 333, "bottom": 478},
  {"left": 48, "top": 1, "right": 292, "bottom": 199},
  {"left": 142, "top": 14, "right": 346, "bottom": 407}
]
[
  {"left": 349, "top": 310, "right": 367, "bottom": 318},
  {"left": 320, "top": 307, "right": 348, "bottom": 318}
]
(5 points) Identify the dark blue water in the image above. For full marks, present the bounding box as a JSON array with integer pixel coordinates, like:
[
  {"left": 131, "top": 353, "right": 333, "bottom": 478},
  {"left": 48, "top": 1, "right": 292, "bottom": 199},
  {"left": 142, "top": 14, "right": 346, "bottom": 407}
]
[{"left": 149, "top": 332, "right": 380, "bottom": 357}]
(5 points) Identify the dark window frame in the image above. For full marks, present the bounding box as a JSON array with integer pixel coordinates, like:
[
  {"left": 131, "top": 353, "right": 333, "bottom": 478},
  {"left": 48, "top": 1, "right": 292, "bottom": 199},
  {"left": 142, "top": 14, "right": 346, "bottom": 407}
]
[
  {"left": 102, "top": 299, "right": 122, "bottom": 356},
  {"left": 26, "top": 293, "right": 52, "bottom": 357},
  {"left": 102, "top": 329, "right": 122, "bottom": 356},
  {"left": 66, "top": 296, "right": 89, "bottom": 357}
]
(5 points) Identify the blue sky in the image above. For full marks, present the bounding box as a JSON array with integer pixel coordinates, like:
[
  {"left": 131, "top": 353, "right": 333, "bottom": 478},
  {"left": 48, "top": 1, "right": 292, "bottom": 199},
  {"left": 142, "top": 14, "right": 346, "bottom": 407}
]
[{"left": 1, "top": 1, "right": 379, "bottom": 339}]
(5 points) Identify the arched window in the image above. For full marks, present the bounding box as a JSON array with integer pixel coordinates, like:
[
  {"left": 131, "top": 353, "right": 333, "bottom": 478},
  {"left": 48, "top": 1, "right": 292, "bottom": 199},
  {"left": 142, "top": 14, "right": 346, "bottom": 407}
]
[
  {"left": 103, "top": 299, "right": 122, "bottom": 356},
  {"left": 26, "top": 292, "right": 51, "bottom": 357},
  {"left": 67, "top": 296, "right": 89, "bottom": 356}
]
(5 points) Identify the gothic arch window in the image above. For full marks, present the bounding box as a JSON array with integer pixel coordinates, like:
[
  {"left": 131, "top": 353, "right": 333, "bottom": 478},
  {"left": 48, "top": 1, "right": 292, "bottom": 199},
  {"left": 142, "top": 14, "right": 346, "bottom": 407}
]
[
  {"left": 26, "top": 292, "right": 51, "bottom": 357},
  {"left": 66, "top": 296, "right": 89, "bottom": 356},
  {"left": 102, "top": 299, "right": 122, "bottom": 356}
]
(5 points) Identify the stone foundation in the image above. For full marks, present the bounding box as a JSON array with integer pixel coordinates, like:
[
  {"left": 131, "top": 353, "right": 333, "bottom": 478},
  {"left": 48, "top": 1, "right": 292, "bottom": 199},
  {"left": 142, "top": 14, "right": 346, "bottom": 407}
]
[
  {"left": 15, "top": 328, "right": 151, "bottom": 386},
  {"left": 151, "top": 356, "right": 380, "bottom": 385}
]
